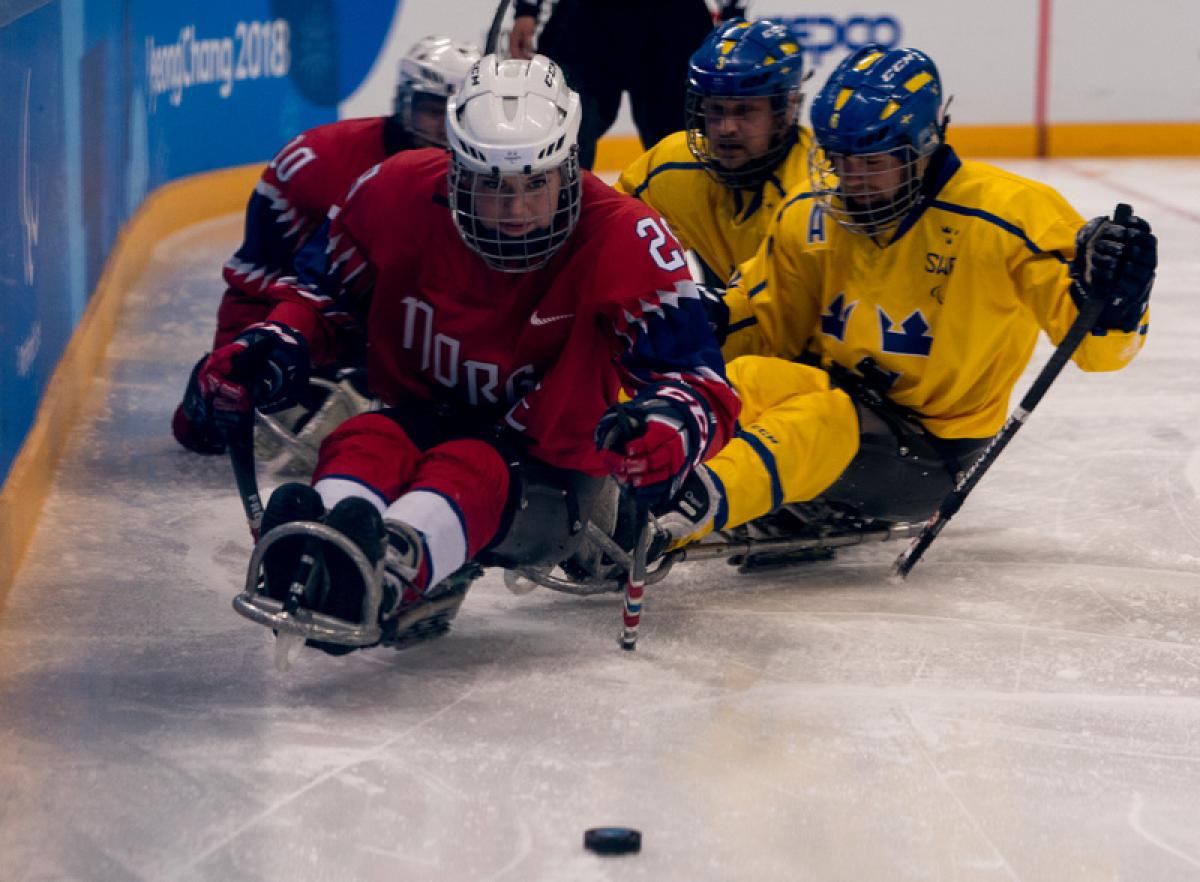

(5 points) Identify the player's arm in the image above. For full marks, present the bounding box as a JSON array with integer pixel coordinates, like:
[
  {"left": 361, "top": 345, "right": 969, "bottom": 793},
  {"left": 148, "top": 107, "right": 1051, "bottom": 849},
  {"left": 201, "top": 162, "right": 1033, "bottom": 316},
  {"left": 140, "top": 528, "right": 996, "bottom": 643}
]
[
  {"left": 614, "top": 142, "right": 659, "bottom": 199},
  {"left": 191, "top": 189, "right": 379, "bottom": 437},
  {"left": 509, "top": 2, "right": 541, "bottom": 60},
  {"left": 1014, "top": 195, "right": 1154, "bottom": 372},
  {"left": 594, "top": 216, "right": 741, "bottom": 505},
  {"left": 261, "top": 164, "right": 386, "bottom": 367},
  {"left": 599, "top": 280, "right": 741, "bottom": 505},
  {"left": 612, "top": 135, "right": 700, "bottom": 254},
  {"left": 723, "top": 197, "right": 823, "bottom": 361},
  {"left": 216, "top": 134, "right": 325, "bottom": 347}
]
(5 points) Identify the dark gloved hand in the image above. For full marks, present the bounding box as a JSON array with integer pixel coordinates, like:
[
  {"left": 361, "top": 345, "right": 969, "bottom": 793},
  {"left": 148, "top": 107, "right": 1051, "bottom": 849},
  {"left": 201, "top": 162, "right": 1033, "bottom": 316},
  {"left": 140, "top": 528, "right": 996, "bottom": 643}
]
[
  {"left": 1070, "top": 203, "right": 1156, "bottom": 333},
  {"left": 172, "top": 354, "right": 229, "bottom": 454},
  {"left": 196, "top": 322, "right": 310, "bottom": 439},
  {"left": 596, "top": 384, "right": 709, "bottom": 506}
]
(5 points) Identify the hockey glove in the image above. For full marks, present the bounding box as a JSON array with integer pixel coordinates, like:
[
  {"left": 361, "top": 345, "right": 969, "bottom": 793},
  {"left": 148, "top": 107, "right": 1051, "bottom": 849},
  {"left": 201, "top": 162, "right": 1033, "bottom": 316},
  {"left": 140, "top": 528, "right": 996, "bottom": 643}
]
[
  {"left": 172, "top": 354, "right": 229, "bottom": 454},
  {"left": 596, "top": 384, "right": 710, "bottom": 507},
  {"left": 1069, "top": 204, "right": 1156, "bottom": 333},
  {"left": 196, "top": 322, "right": 310, "bottom": 439}
]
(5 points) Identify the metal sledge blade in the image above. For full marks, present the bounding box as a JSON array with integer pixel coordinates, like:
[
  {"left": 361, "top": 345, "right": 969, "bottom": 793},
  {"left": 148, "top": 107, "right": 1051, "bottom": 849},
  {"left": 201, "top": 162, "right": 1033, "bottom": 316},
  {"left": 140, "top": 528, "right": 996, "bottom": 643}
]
[
  {"left": 273, "top": 630, "right": 305, "bottom": 672},
  {"left": 234, "top": 520, "right": 385, "bottom": 650}
]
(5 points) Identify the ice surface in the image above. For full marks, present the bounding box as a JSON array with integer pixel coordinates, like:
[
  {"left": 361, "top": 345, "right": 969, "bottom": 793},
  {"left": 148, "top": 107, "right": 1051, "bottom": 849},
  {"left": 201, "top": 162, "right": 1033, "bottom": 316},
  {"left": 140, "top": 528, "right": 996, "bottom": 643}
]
[{"left": 2, "top": 159, "right": 1200, "bottom": 881}]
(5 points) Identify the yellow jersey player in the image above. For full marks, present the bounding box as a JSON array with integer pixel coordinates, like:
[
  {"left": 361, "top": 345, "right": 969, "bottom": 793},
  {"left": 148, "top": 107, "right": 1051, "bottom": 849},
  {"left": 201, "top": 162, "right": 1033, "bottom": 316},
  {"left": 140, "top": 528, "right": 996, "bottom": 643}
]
[
  {"left": 655, "top": 44, "right": 1158, "bottom": 543},
  {"left": 615, "top": 18, "right": 812, "bottom": 286}
]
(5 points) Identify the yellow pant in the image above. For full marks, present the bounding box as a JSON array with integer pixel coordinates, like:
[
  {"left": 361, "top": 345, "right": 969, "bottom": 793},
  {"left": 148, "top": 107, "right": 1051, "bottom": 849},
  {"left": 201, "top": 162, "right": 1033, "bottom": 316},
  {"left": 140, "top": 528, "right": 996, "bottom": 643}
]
[{"left": 701, "top": 356, "right": 859, "bottom": 536}]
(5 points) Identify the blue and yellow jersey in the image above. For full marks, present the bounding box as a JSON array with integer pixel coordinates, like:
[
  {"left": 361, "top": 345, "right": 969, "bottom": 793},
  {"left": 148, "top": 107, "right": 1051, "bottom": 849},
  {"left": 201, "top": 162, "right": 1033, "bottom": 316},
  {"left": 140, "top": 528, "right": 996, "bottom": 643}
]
[
  {"left": 724, "top": 147, "right": 1148, "bottom": 439},
  {"left": 615, "top": 128, "right": 815, "bottom": 283}
]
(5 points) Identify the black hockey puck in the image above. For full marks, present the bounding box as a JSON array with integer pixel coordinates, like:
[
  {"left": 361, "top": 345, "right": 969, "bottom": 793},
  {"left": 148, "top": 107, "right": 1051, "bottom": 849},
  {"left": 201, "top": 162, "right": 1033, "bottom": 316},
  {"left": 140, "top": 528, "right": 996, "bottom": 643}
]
[{"left": 583, "top": 827, "right": 641, "bottom": 855}]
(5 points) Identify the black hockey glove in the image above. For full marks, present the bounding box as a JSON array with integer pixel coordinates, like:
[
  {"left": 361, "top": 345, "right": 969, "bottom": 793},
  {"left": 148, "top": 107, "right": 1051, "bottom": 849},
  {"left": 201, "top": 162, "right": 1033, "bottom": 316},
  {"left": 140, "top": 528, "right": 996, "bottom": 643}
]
[
  {"left": 698, "top": 284, "right": 730, "bottom": 346},
  {"left": 172, "top": 354, "right": 229, "bottom": 454},
  {"left": 596, "top": 383, "right": 710, "bottom": 506},
  {"left": 1069, "top": 203, "right": 1156, "bottom": 333},
  {"left": 197, "top": 322, "right": 310, "bottom": 438}
]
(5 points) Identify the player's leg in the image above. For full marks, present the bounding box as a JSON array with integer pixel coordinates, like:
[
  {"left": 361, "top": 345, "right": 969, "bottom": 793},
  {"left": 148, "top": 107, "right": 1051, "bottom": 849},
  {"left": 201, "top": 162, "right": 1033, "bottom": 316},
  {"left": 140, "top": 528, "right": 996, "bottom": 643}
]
[
  {"left": 628, "top": 0, "right": 715, "bottom": 150},
  {"left": 820, "top": 401, "right": 989, "bottom": 523},
  {"left": 659, "top": 355, "right": 860, "bottom": 540},
  {"left": 535, "top": 0, "right": 620, "bottom": 170},
  {"left": 255, "top": 411, "right": 422, "bottom": 651}
]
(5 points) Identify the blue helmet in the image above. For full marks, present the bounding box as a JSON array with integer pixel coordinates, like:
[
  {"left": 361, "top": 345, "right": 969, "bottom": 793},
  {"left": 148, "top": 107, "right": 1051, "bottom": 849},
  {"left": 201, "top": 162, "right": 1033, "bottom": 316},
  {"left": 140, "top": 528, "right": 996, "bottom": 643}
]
[
  {"left": 809, "top": 44, "right": 944, "bottom": 157},
  {"left": 685, "top": 19, "right": 806, "bottom": 189},
  {"left": 808, "top": 45, "right": 947, "bottom": 237}
]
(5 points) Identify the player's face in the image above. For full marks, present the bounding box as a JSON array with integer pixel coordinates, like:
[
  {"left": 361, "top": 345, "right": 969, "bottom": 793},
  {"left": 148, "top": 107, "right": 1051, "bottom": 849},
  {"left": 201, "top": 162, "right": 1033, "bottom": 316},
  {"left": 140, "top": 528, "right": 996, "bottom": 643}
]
[
  {"left": 409, "top": 94, "right": 449, "bottom": 146},
  {"left": 831, "top": 151, "right": 909, "bottom": 204},
  {"left": 470, "top": 168, "right": 564, "bottom": 236},
  {"left": 701, "top": 96, "right": 777, "bottom": 169}
]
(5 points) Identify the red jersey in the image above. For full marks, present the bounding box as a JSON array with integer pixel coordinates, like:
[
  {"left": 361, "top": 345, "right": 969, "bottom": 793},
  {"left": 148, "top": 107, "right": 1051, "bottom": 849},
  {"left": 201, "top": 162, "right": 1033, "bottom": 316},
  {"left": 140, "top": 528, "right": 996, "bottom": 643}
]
[
  {"left": 266, "top": 150, "right": 739, "bottom": 474},
  {"left": 213, "top": 117, "right": 403, "bottom": 348}
]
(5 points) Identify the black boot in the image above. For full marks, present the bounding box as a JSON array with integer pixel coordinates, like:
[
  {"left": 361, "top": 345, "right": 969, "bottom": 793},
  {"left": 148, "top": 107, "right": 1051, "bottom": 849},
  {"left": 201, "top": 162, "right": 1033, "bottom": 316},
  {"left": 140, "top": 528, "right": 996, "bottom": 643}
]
[
  {"left": 260, "top": 482, "right": 324, "bottom": 602},
  {"left": 305, "top": 497, "right": 387, "bottom": 656}
]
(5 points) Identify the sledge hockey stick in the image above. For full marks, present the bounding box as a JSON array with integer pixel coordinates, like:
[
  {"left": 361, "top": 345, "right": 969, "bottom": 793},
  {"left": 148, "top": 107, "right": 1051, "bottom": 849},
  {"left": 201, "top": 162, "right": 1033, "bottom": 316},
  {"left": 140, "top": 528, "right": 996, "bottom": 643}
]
[
  {"left": 892, "top": 203, "right": 1131, "bottom": 578},
  {"left": 619, "top": 501, "right": 650, "bottom": 651},
  {"left": 484, "top": 0, "right": 512, "bottom": 54},
  {"left": 597, "top": 406, "right": 658, "bottom": 650},
  {"left": 228, "top": 413, "right": 264, "bottom": 540}
]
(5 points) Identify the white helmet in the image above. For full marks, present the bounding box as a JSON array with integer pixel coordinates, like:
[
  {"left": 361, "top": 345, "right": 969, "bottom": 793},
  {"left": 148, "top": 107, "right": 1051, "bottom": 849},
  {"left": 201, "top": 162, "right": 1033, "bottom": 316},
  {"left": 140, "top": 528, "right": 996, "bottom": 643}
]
[
  {"left": 445, "top": 54, "right": 583, "bottom": 272},
  {"left": 394, "top": 36, "right": 481, "bottom": 147}
]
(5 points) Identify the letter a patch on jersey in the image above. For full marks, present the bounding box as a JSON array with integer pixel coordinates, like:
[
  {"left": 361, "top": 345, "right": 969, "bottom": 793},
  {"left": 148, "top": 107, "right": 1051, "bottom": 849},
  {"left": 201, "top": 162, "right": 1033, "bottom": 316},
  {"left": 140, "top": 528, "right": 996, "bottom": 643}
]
[
  {"left": 806, "top": 203, "right": 827, "bottom": 244},
  {"left": 877, "top": 306, "right": 933, "bottom": 356},
  {"left": 820, "top": 293, "right": 856, "bottom": 341}
]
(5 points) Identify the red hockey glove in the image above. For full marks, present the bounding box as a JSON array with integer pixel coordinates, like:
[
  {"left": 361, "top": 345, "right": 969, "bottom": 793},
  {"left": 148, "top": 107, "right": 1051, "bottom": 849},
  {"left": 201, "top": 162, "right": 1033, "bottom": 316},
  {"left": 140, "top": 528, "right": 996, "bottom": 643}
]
[
  {"left": 596, "top": 384, "right": 710, "bottom": 506},
  {"left": 196, "top": 322, "right": 309, "bottom": 438}
]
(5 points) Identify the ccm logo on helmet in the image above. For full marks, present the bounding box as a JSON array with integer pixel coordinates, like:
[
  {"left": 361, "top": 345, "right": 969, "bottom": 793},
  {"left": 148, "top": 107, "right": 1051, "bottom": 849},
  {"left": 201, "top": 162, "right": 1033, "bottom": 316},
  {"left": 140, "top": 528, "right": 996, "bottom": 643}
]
[
  {"left": 880, "top": 52, "right": 916, "bottom": 82},
  {"left": 773, "top": 15, "right": 902, "bottom": 64}
]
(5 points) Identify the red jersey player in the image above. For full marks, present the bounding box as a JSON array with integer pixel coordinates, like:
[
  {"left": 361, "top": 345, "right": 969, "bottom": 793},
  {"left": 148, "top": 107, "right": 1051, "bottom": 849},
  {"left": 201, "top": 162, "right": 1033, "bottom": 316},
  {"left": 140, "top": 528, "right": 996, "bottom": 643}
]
[
  {"left": 172, "top": 36, "right": 480, "bottom": 456},
  {"left": 198, "top": 54, "right": 740, "bottom": 654}
]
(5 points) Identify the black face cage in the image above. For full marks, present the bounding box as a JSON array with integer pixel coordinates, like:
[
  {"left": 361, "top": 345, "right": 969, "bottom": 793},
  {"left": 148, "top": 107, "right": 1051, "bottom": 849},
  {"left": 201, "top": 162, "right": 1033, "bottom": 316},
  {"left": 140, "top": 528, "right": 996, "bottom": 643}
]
[
  {"left": 448, "top": 151, "right": 582, "bottom": 273},
  {"left": 807, "top": 143, "right": 929, "bottom": 238},
  {"left": 684, "top": 87, "right": 802, "bottom": 190}
]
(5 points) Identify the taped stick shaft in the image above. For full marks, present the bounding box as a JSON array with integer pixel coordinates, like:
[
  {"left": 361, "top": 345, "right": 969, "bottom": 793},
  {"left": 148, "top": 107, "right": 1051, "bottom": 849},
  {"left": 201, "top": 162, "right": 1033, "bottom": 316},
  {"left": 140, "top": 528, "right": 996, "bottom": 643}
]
[
  {"left": 619, "top": 505, "right": 650, "bottom": 651},
  {"left": 893, "top": 292, "right": 1108, "bottom": 578},
  {"left": 228, "top": 416, "right": 264, "bottom": 540}
]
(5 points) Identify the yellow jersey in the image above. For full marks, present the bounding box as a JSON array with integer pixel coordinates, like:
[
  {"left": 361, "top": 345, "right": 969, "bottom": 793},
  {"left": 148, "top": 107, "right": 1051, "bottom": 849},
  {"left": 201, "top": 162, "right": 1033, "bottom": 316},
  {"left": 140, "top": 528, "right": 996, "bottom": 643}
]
[
  {"left": 724, "top": 148, "right": 1147, "bottom": 439},
  {"left": 615, "top": 128, "right": 815, "bottom": 283}
]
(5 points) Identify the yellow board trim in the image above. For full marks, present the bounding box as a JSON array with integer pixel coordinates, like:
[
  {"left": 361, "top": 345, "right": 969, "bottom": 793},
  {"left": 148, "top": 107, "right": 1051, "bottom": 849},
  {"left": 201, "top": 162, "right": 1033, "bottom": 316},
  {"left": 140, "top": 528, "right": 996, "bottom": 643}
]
[
  {"left": 593, "top": 121, "right": 1200, "bottom": 170},
  {"left": 0, "top": 162, "right": 263, "bottom": 608}
]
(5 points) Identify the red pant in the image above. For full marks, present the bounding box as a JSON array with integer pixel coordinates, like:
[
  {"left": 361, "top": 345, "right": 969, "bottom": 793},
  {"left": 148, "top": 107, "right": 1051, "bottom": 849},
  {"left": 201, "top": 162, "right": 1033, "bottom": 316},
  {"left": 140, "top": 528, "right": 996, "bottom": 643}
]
[{"left": 313, "top": 411, "right": 510, "bottom": 559}]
